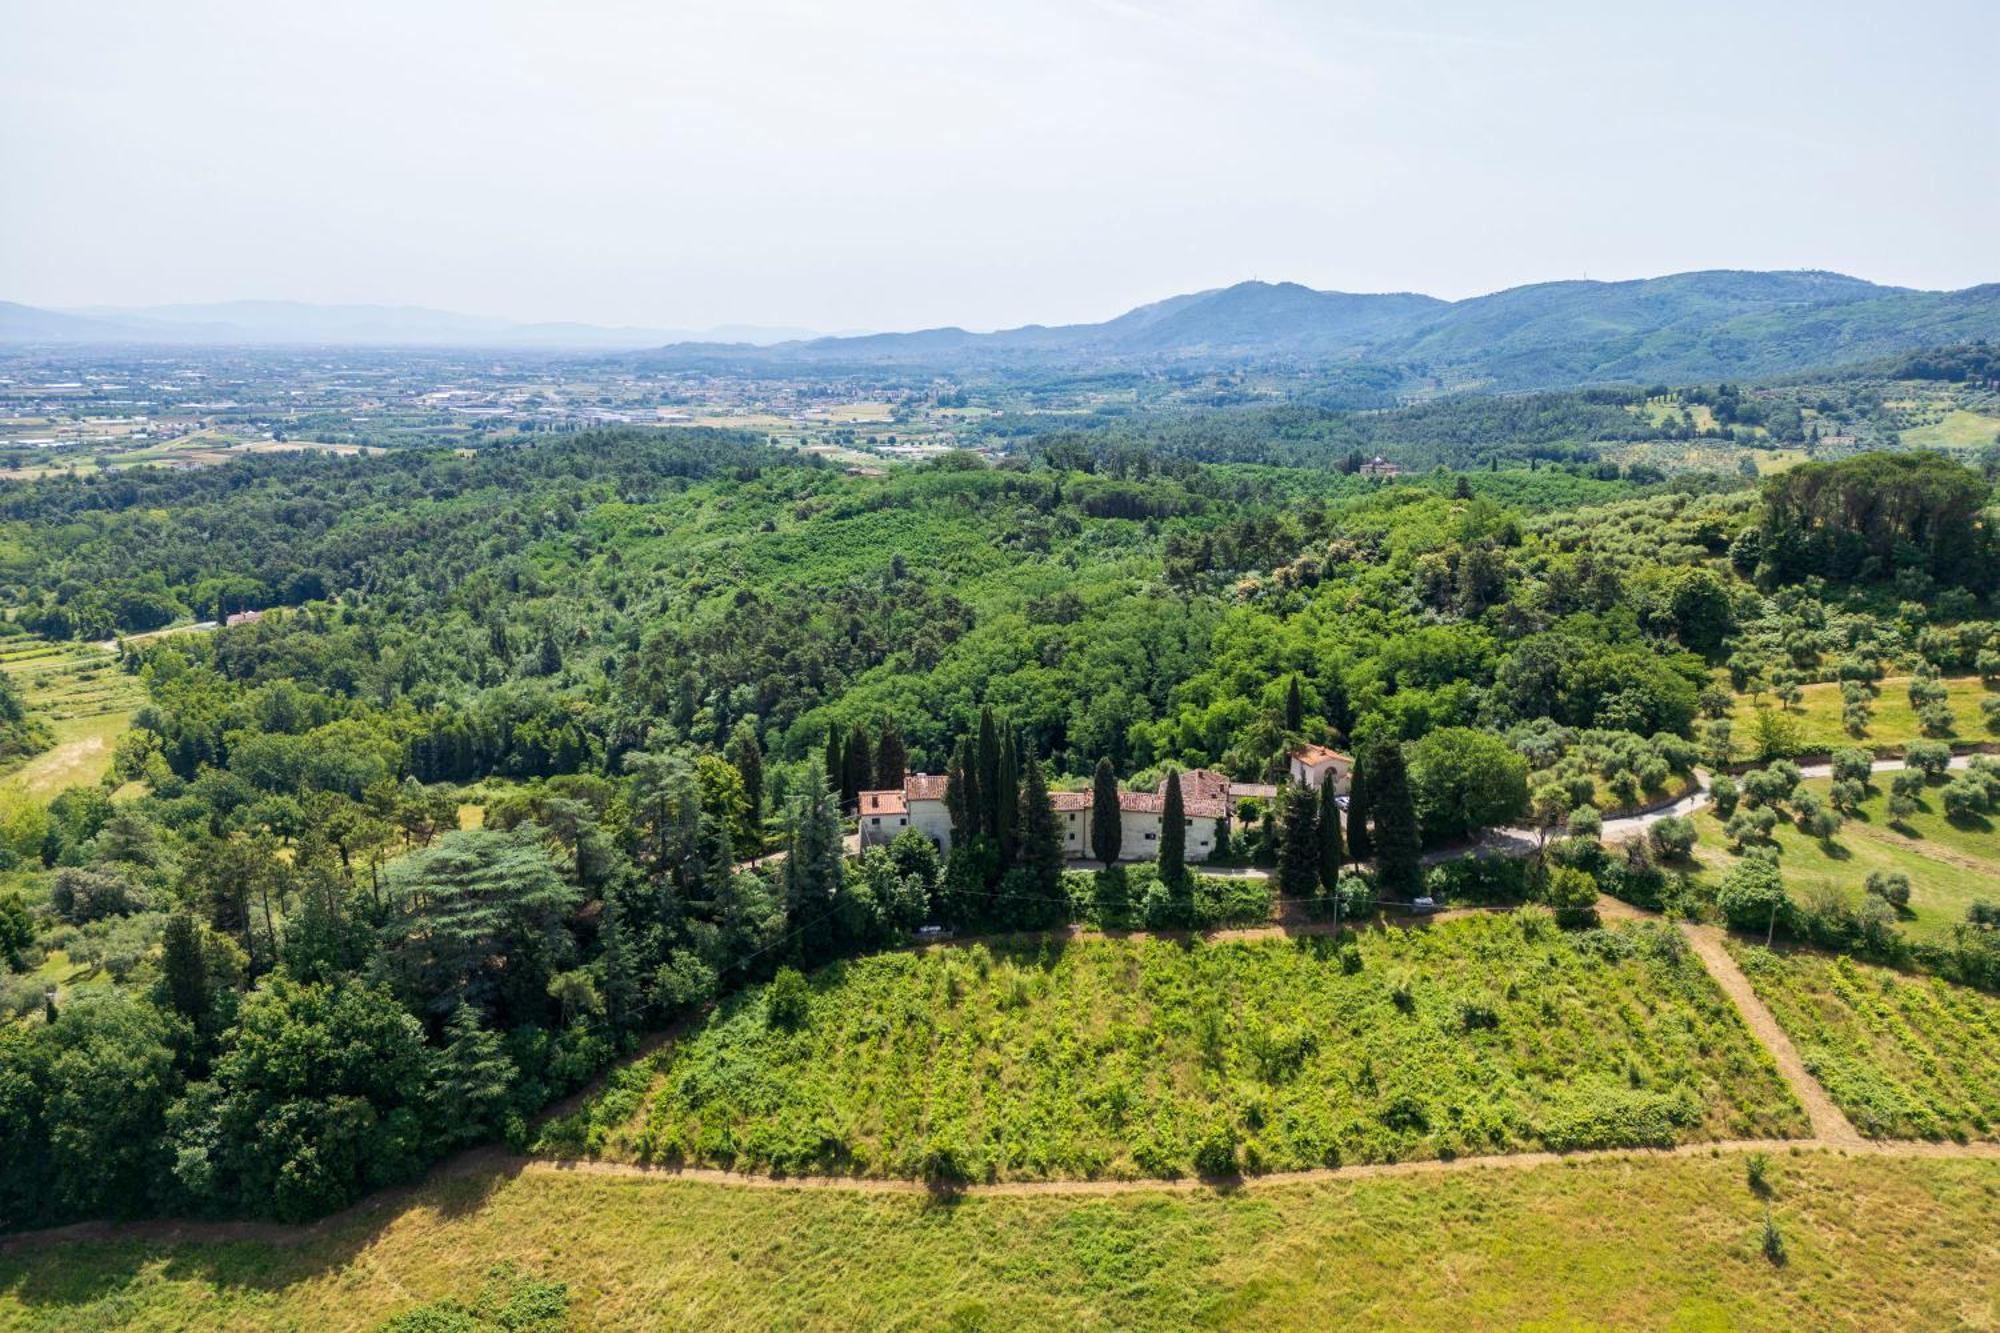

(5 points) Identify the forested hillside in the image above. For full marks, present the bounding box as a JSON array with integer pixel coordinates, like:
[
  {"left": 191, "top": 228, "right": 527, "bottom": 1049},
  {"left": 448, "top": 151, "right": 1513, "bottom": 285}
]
[{"left": 2, "top": 425, "right": 1998, "bottom": 1232}]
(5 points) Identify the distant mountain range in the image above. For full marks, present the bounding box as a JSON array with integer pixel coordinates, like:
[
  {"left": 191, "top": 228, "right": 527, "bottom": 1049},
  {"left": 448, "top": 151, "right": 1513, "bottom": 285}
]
[
  {"left": 0, "top": 300, "right": 833, "bottom": 350},
  {"left": 639, "top": 270, "right": 2000, "bottom": 390},
  {"left": 6, "top": 271, "right": 1997, "bottom": 390}
]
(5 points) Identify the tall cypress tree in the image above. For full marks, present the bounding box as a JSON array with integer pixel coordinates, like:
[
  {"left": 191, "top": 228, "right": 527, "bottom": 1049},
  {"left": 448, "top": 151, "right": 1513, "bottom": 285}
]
[
  {"left": 1368, "top": 741, "right": 1422, "bottom": 899},
  {"left": 996, "top": 728, "right": 1020, "bottom": 868},
  {"left": 1346, "top": 753, "right": 1372, "bottom": 860},
  {"left": 1318, "top": 773, "right": 1345, "bottom": 891},
  {"left": 1158, "top": 770, "right": 1186, "bottom": 884},
  {"left": 976, "top": 708, "right": 1002, "bottom": 839},
  {"left": 1017, "top": 748, "right": 1064, "bottom": 900},
  {"left": 1276, "top": 783, "right": 1319, "bottom": 899},
  {"left": 948, "top": 735, "right": 979, "bottom": 846},
  {"left": 783, "top": 775, "right": 846, "bottom": 965},
  {"left": 1284, "top": 675, "right": 1305, "bottom": 733},
  {"left": 843, "top": 722, "right": 873, "bottom": 803},
  {"left": 823, "top": 728, "right": 843, "bottom": 796},
  {"left": 875, "top": 718, "right": 907, "bottom": 790},
  {"left": 1091, "top": 757, "right": 1122, "bottom": 867}
]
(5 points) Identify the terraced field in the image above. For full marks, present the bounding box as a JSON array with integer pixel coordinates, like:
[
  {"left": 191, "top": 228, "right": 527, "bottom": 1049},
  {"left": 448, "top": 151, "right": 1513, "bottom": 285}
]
[{"left": 0, "top": 637, "right": 146, "bottom": 801}]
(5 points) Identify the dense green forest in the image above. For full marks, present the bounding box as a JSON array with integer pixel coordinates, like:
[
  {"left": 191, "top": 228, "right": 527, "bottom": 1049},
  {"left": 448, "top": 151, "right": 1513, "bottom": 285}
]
[{"left": 3, "top": 422, "right": 1999, "bottom": 1231}]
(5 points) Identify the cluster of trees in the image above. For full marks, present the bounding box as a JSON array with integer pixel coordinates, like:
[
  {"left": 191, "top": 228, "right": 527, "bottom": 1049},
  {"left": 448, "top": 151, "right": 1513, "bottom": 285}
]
[
  {"left": 932, "top": 709, "right": 1066, "bottom": 930},
  {"left": 1756, "top": 452, "right": 1996, "bottom": 593}
]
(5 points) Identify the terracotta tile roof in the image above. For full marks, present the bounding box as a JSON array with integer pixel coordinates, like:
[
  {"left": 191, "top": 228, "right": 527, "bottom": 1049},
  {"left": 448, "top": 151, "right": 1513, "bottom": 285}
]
[
  {"left": 858, "top": 789, "right": 907, "bottom": 816},
  {"left": 1290, "top": 744, "right": 1351, "bottom": 766},
  {"left": 1227, "top": 782, "right": 1278, "bottom": 801},
  {"left": 1174, "top": 769, "right": 1236, "bottom": 806},
  {"left": 1049, "top": 791, "right": 1091, "bottom": 811},
  {"left": 903, "top": 773, "right": 949, "bottom": 803},
  {"left": 1120, "top": 790, "right": 1226, "bottom": 818}
]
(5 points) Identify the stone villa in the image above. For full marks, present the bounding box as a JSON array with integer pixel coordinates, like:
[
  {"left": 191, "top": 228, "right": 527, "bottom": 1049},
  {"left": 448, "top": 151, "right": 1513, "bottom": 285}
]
[{"left": 858, "top": 766, "right": 1294, "bottom": 864}]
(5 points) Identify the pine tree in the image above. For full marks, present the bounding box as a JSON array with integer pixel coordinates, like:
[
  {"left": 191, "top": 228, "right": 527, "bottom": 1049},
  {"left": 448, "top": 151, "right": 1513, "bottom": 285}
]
[
  {"left": 875, "top": 718, "right": 907, "bottom": 790},
  {"left": 727, "top": 720, "right": 764, "bottom": 818},
  {"left": 599, "top": 893, "right": 640, "bottom": 1033},
  {"left": 1017, "top": 748, "right": 1063, "bottom": 896},
  {"left": 1277, "top": 783, "right": 1319, "bottom": 899},
  {"left": 1346, "top": 754, "right": 1372, "bottom": 860},
  {"left": 996, "top": 729, "right": 1020, "bottom": 868},
  {"left": 1158, "top": 770, "right": 1186, "bottom": 884},
  {"left": 431, "top": 1005, "right": 517, "bottom": 1145},
  {"left": 159, "top": 911, "right": 211, "bottom": 1021},
  {"left": 1284, "top": 675, "right": 1304, "bottom": 733},
  {"left": 843, "top": 722, "right": 873, "bottom": 803},
  {"left": 1318, "top": 774, "right": 1345, "bottom": 891},
  {"left": 1368, "top": 741, "right": 1422, "bottom": 899},
  {"left": 1091, "top": 757, "right": 1122, "bottom": 867}
]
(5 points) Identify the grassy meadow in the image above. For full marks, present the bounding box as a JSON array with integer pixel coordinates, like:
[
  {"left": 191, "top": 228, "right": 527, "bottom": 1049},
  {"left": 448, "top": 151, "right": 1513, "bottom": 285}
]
[
  {"left": 1729, "top": 945, "right": 2000, "bottom": 1141},
  {"left": 1690, "top": 778, "right": 2000, "bottom": 943},
  {"left": 2, "top": 1152, "right": 1996, "bottom": 1329},
  {"left": 0, "top": 638, "right": 144, "bottom": 801},
  {"left": 537, "top": 917, "right": 1805, "bottom": 1181},
  {"left": 1729, "top": 674, "right": 1993, "bottom": 755}
]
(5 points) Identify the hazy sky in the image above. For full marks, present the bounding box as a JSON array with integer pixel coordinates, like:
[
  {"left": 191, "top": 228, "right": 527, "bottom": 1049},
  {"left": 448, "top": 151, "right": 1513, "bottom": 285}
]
[{"left": 4, "top": 0, "right": 1994, "bottom": 331}]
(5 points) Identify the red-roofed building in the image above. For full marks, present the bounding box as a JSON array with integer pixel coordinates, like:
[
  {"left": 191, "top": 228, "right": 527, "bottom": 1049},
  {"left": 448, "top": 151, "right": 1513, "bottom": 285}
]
[
  {"left": 858, "top": 769, "right": 1230, "bottom": 863},
  {"left": 1289, "top": 745, "right": 1353, "bottom": 794}
]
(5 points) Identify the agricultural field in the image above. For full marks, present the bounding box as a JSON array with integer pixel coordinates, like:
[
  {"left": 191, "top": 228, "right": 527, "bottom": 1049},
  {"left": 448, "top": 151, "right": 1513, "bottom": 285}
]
[
  {"left": 1729, "top": 946, "right": 2000, "bottom": 1141},
  {"left": 1897, "top": 407, "right": 2000, "bottom": 450},
  {"left": 1689, "top": 781, "right": 1997, "bottom": 943},
  {"left": 1729, "top": 674, "right": 1993, "bottom": 755},
  {"left": 539, "top": 918, "right": 1806, "bottom": 1181},
  {"left": 2, "top": 1151, "right": 1996, "bottom": 1330},
  {"left": 0, "top": 638, "right": 144, "bottom": 802}
]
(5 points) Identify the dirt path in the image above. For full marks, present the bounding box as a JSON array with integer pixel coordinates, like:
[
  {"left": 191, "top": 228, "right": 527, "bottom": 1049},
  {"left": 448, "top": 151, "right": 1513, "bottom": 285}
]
[
  {"left": 12, "top": 1136, "right": 2000, "bottom": 1253},
  {"left": 1676, "top": 922, "right": 1864, "bottom": 1147}
]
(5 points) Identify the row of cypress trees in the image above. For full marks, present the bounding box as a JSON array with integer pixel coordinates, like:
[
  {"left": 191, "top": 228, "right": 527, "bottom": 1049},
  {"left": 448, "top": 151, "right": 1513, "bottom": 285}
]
[{"left": 823, "top": 719, "right": 908, "bottom": 805}]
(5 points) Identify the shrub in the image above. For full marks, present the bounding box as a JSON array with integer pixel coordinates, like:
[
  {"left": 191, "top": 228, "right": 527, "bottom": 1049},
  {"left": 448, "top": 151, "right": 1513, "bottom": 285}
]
[
  {"left": 1905, "top": 740, "right": 1953, "bottom": 780},
  {"left": 1829, "top": 748, "right": 1874, "bottom": 785},
  {"left": 1761, "top": 1211, "right": 1787, "bottom": 1266},
  {"left": 1708, "top": 775, "right": 1739, "bottom": 818},
  {"left": 1542, "top": 866, "right": 1600, "bottom": 929},
  {"left": 1567, "top": 805, "right": 1602, "bottom": 839},
  {"left": 1717, "top": 856, "right": 1788, "bottom": 933},
  {"left": 1827, "top": 779, "right": 1866, "bottom": 814},
  {"left": 1982, "top": 696, "right": 2000, "bottom": 734},
  {"left": 1193, "top": 1123, "right": 1240, "bottom": 1177},
  {"left": 1940, "top": 777, "right": 1990, "bottom": 820},
  {"left": 1863, "top": 871, "right": 1911, "bottom": 910},
  {"left": 765, "top": 967, "right": 811, "bottom": 1030},
  {"left": 1646, "top": 816, "right": 1697, "bottom": 861},
  {"left": 1745, "top": 1150, "right": 1771, "bottom": 1196}
]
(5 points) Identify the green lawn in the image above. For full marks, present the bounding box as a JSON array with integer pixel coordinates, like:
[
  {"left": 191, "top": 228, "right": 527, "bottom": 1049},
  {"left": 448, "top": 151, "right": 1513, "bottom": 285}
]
[
  {"left": 1692, "top": 784, "right": 1996, "bottom": 943},
  {"left": 2, "top": 1152, "right": 1995, "bottom": 1329},
  {"left": 1730, "top": 674, "right": 1994, "bottom": 756},
  {"left": 1729, "top": 945, "right": 2000, "bottom": 1141},
  {"left": 538, "top": 917, "right": 1805, "bottom": 1181},
  {"left": 1899, "top": 408, "right": 2000, "bottom": 450}
]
